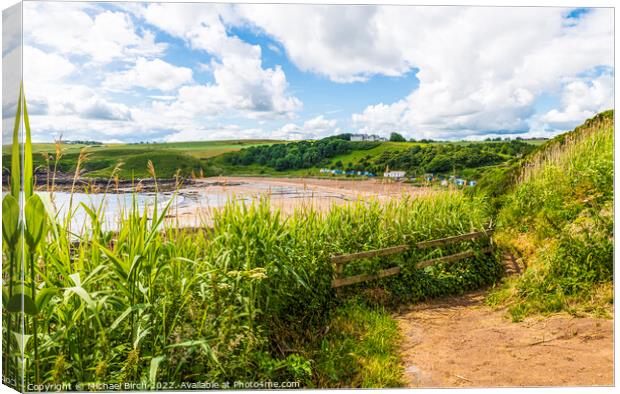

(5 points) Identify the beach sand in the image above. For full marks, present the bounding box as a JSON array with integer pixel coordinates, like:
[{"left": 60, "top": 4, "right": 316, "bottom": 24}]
[{"left": 168, "top": 176, "right": 438, "bottom": 227}]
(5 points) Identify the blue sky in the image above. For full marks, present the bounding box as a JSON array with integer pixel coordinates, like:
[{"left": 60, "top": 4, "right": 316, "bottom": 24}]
[{"left": 12, "top": 2, "right": 614, "bottom": 143}]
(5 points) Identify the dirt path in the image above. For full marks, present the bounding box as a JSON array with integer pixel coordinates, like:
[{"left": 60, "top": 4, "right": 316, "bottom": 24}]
[{"left": 395, "top": 291, "right": 614, "bottom": 388}]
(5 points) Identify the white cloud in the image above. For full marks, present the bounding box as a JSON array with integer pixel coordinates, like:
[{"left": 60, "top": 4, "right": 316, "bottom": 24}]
[
  {"left": 2, "top": 3, "right": 22, "bottom": 143},
  {"left": 164, "top": 125, "right": 265, "bottom": 142},
  {"left": 24, "top": 2, "right": 165, "bottom": 64},
  {"left": 241, "top": 5, "right": 613, "bottom": 138},
  {"left": 21, "top": 3, "right": 168, "bottom": 142},
  {"left": 104, "top": 58, "right": 193, "bottom": 91},
  {"left": 137, "top": 3, "right": 301, "bottom": 119},
  {"left": 239, "top": 4, "right": 410, "bottom": 83},
  {"left": 24, "top": 46, "right": 76, "bottom": 83},
  {"left": 18, "top": 3, "right": 614, "bottom": 143},
  {"left": 42, "top": 85, "right": 132, "bottom": 121},
  {"left": 534, "top": 72, "right": 614, "bottom": 130},
  {"left": 160, "top": 59, "right": 301, "bottom": 119},
  {"left": 277, "top": 115, "right": 339, "bottom": 139}
]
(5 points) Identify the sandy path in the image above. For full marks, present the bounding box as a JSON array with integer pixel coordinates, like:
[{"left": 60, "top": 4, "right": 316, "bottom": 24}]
[{"left": 396, "top": 291, "right": 614, "bottom": 388}]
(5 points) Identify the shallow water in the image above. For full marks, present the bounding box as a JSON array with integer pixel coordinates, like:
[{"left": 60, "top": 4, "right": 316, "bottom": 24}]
[
  {"left": 30, "top": 181, "right": 351, "bottom": 231},
  {"left": 38, "top": 191, "right": 176, "bottom": 231}
]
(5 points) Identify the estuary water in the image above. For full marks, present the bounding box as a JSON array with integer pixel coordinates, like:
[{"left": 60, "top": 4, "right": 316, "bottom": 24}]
[{"left": 30, "top": 179, "right": 354, "bottom": 231}]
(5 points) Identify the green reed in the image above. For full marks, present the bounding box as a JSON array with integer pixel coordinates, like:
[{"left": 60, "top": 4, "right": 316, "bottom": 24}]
[{"left": 3, "top": 88, "right": 501, "bottom": 388}]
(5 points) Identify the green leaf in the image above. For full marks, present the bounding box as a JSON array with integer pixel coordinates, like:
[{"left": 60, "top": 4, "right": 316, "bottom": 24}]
[
  {"left": 35, "top": 287, "right": 59, "bottom": 311},
  {"left": 23, "top": 87, "right": 33, "bottom": 199},
  {"left": 13, "top": 332, "right": 32, "bottom": 355},
  {"left": 2, "top": 287, "right": 8, "bottom": 308},
  {"left": 6, "top": 293, "right": 38, "bottom": 315},
  {"left": 133, "top": 327, "right": 151, "bottom": 350},
  {"left": 109, "top": 306, "right": 132, "bottom": 331},
  {"left": 25, "top": 194, "right": 48, "bottom": 249},
  {"left": 2, "top": 194, "right": 20, "bottom": 247},
  {"left": 64, "top": 273, "right": 96, "bottom": 309},
  {"left": 10, "top": 83, "right": 22, "bottom": 200},
  {"left": 149, "top": 356, "right": 165, "bottom": 386}
]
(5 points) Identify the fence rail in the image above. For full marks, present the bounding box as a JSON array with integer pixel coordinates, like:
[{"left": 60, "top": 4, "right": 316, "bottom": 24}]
[
  {"left": 415, "top": 228, "right": 494, "bottom": 249},
  {"left": 416, "top": 247, "right": 494, "bottom": 269},
  {"left": 331, "top": 228, "right": 494, "bottom": 289},
  {"left": 332, "top": 267, "right": 402, "bottom": 288},
  {"left": 330, "top": 245, "right": 408, "bottom": 265}
]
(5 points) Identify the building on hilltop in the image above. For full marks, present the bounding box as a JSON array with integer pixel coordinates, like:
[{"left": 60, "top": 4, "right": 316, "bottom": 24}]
[{"left": 350, "top": 134, "right": 388, "bottom": 142}]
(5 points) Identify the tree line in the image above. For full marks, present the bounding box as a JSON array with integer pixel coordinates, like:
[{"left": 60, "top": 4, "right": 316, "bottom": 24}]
[
  {"left": 224, "top": 136, "right": 536, "bottom": 174},
  {"left": 224, "top": 137, "right": 378, "bottom": 171},
  {"left": 355, "top": 140, "right": 536, "bottom": 175}
]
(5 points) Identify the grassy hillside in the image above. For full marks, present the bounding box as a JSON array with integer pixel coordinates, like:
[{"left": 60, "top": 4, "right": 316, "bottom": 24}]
[
  {"left": 213, "top": 138, "right": 537, "bottom": 179},
  {"left": 2, "top": 140, "right": 283, "bottom": 180},
  {"left": 0, "top": 137, "right": 545, "bottom": 181},
  {"left": 486, "top": 110, "right": 614, "bottom": 320}
]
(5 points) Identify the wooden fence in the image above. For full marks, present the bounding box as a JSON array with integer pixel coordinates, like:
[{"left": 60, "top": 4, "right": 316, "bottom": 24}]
[{"left": 331, "top": 228, "right": 494, "bottom": 288}]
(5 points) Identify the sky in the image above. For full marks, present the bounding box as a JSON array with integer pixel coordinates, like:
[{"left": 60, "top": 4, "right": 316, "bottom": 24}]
[{"left": 5, "top": 2, "right": 614, "bottom": 143}]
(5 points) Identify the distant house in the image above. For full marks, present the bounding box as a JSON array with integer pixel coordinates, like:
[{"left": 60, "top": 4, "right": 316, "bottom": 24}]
[
  {"left": 440, "top": 179, "right": 448, "bottom": 186},
  {"left": 424, "top": 173, "right": 434, "bottom": 182},
  {"left": 384, "top": 171, "right": 407, "bottom": 179},
  {"left": 351, "top": 134, "right": 388, "bottom": 142}
]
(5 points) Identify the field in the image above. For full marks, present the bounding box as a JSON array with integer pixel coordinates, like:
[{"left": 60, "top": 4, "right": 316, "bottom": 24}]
[{"left": 1, "top": 140, "right": 283, "bottom": 180}]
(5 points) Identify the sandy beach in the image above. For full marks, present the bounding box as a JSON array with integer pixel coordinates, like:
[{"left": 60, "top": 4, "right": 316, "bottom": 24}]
[{"left": 168, "top": 176, "right": 438, "bottom": 227}]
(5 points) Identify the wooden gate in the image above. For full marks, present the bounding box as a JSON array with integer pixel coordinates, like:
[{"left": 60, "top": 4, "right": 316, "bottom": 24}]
[{"left": 331, "top": 228, "right": 494, "bottom": 288}]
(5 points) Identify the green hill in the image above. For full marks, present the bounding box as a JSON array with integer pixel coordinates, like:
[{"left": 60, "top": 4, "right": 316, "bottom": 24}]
[
  {"left": 0, "top": 136, "right": 554, "bottom": 182},
  {"left": 212, "top": 138, "right": 537, "bottom": 178},
  {"left": 485, "top": 110, "right": 614, "bottom": 320},
  {"left": 2, "top": 140, "right": 283, "bottom": 180}
]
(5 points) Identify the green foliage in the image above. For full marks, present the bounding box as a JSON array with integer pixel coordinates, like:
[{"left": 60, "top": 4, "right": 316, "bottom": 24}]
[
  {"left": 2, "top": 195, "right": 20, "bottom": 248},
  {"left": 24, "top": 195, "right": 48, "bottom": 249},
  {"left": 10, "top": 83, "right": 22, "bottom": 199},
  {"left": 2, "top": 140, "right": 282, "bottom": 181},
  {"left": 368, "top": 140, "right": 533, "bottom": 176},
  {"left": 222, "top": 138, "right": 379, "bottom": 171},
  {"left": 13, "top": 188, "right": 501, "bottom": 387},
  {"left": 389, "top": 132, "right": 406, "bottom": 142},
  {"left": 309, "top": 301, "right": 404, "bottom": 388},
  {"left": 489, "top": 110, "right": 614, "bottom": 319},
  {"left": 218, "top": 137, "right": 534, "bottom": 178}
]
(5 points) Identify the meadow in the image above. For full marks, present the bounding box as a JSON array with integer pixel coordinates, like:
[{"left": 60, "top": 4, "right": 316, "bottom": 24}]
[{"left": 1, "top": 140, "right": 283, "bottom": 180}]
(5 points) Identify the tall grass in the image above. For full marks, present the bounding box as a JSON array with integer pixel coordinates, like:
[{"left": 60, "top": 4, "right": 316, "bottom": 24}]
[
  {"left": 489, "top": 110, "right": 614, "bottom": 320},
  {"left": 7, "top": 186, "right": 500, "bottom": 387},
  {"left": 4, "top": 90, "right": 503, "bottom": 388}
]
